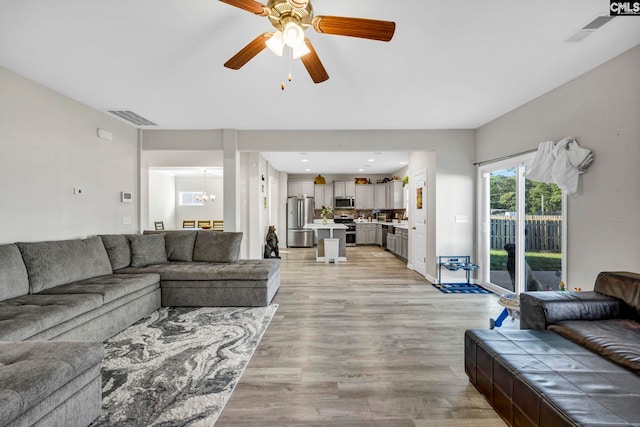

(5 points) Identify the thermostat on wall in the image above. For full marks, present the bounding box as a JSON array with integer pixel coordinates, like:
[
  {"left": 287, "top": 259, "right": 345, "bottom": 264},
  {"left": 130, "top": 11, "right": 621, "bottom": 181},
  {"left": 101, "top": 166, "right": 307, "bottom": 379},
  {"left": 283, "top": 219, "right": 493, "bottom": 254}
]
[{"left": 121, "top": 191, "right": 132, "bottom": 203}]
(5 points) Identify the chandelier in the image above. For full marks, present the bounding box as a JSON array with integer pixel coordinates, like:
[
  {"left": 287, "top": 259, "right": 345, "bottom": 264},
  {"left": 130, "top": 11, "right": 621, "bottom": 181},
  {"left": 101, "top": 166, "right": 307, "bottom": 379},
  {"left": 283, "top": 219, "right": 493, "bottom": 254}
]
[{"left": 195, "top": 169, "right": 216, "bottom": 202}]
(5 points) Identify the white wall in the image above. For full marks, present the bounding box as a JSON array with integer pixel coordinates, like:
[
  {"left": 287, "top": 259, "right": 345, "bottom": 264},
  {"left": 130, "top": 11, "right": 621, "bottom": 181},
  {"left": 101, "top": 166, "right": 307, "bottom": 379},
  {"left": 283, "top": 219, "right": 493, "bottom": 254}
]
[
  {"left": 476, "top": 45, "right": 640, "bottom": 290},
  {"left": 148, "top": 171, "right": 176, "bottom": 229},
  {"left": 0, "top": 66, "right": 139, "bottom": 243}
]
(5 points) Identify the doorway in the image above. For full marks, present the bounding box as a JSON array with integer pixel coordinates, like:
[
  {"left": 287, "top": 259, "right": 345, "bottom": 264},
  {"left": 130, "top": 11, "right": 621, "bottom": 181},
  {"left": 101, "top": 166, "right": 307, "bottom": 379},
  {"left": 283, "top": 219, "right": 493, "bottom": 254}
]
[
  {"left": 479, "top": 157, "right": 565, "bottom": 294},
  {"left": 412, "top": 170, "right": 427, "bottom": 278}
]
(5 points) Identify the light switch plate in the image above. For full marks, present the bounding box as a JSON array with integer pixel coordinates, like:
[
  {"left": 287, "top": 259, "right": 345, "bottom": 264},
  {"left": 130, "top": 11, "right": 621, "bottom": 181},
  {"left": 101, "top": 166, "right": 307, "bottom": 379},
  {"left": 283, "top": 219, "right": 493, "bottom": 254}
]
[
  {"left": 122, "top": 216, "right": 132, "bottom": 225},
  {"left": 455, "top": 215, "right": 469, "bottom": 223}
]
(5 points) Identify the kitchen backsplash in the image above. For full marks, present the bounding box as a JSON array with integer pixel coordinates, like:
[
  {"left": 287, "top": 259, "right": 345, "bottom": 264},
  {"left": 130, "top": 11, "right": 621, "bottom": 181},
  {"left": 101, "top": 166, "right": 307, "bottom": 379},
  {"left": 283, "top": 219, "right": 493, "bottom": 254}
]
[{"left": 314, "top": 208, "right": 406, "bottom": 221}]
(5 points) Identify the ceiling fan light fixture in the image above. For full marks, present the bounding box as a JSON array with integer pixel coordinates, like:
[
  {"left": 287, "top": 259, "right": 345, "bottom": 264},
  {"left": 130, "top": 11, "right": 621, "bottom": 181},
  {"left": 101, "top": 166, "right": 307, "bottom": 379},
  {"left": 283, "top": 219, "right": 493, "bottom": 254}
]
[
  {"left": 283, "top": 21, "right": 304, "bottom": 47},
  {"left": 291, "top": 41, "right": 310, "bottom": 58},
  {"left": 266, "top": 30, "right": 284, "bottom": 56}
]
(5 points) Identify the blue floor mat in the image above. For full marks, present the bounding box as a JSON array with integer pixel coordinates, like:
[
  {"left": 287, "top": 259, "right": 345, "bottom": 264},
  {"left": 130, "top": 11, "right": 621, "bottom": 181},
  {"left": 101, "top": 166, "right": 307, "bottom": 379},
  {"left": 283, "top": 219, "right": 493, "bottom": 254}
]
[{"left": 433, "top": 283, "right": 492, "bottom": 294}]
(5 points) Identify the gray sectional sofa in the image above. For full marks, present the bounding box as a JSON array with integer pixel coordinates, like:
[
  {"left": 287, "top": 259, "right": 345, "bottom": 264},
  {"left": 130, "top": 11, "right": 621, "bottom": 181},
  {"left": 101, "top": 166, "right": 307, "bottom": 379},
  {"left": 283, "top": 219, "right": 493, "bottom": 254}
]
[{"left": 0, "top": 230, "right": 280, "bottom": 426}]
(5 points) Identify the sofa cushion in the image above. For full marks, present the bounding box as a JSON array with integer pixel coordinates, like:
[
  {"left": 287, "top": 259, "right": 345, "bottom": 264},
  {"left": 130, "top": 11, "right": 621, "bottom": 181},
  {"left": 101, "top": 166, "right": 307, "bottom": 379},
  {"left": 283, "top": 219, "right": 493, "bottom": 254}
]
[
  {"left": 550, "top": 318, "right": 640, "bottom": 375},
  {"left": 38, "top": 273, "right": 159, "bottom": 304},
  {"left": 17, "top": 237, "right": 113, "bottom": 293},
  {"left": 117, "top": 259, "right": 278, "bottom": 281},
  {"left": 0, "top": 341, "right": 103, "bottom": 426},
  {"left": 128, "top": 234, "right": 168, "bottom": 267},
  {"left": 0, "top": 244, "right": 29, "bottom": 302},
  {"left": 0, "top": 294, "right": 103, "bottom": 341},
  {"left": 99, "top": 234, "right": 131, "bottom": 270},
  {"left": 143, "top": 230, "right": 197, "bottom": 262},
  {"left": 594, "top": 271, "right": 640, "bottom": 319},
  {"left": 193, "top": 231, "right": 243, "bottom": 263}
]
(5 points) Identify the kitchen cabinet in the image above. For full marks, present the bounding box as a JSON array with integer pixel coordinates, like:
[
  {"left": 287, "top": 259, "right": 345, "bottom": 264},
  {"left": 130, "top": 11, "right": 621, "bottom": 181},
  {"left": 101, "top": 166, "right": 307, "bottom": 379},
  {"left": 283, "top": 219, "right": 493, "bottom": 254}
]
[
  {"left": 288, "top": 181, "right": 315, "bottom": 197},
  {"left": 386, "top": 232, "right": 396, "bottom": 254},
  {"left": 386, "top": 180, "right": 404, "bottom": 209},
  {"left": 356, "top": 223, "right": 376, "bottom": 245},
  {"left": 386, "top": 226, "right": 408, "bottom": 260},
  {"left": 355, "top": 185, "right": 374, "bottom": 209},
  {"left": 314, "top": 184, "right": 334, "bottom": 209},
  {"left": 374, "top": 184, "right": 387, "bottom": 209},
  {"left": 397, "top": 227, "right": 408, "bottom": 260},
  {"left": 375, "top": 224, "right": 382, "bottom": 246},
  {"left": 334, "top": 181, "right": 355, "bottom": 198}
]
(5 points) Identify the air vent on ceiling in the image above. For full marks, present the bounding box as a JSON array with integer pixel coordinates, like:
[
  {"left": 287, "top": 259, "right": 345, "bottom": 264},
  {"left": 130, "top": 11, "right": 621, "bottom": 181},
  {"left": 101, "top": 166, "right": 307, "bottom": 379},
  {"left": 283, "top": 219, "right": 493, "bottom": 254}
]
[
  {"left": 564, "top": 15, "right": 615, "bottom": 43},
  {"left": 107, "top": 110, "right": 157, "bottom": 126}
]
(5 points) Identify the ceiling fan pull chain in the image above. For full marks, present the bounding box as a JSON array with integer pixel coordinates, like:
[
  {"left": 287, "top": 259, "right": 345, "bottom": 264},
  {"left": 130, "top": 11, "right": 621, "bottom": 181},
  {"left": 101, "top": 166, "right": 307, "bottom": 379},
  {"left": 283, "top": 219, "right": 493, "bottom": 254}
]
[{"left": 288, "top": 46, "right": 293, "bottom": 82}]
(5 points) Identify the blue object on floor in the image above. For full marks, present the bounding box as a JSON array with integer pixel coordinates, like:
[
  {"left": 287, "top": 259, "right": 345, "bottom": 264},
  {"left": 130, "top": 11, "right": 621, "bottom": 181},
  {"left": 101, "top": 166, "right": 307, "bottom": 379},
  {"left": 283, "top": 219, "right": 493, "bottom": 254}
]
[
  {"left": 432, "top": 283, "right": 492, "bottom": 294},
  {"left": 490, "top": 308, "right": 510, "bottom": 329}
]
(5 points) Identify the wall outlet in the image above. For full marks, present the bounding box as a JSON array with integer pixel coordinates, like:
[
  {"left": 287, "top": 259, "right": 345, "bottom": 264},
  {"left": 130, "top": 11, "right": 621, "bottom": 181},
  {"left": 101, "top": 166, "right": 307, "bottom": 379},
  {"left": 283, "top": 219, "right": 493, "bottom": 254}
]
[{"left": 73, "top": 187, "right": 84, "bottom": 195}]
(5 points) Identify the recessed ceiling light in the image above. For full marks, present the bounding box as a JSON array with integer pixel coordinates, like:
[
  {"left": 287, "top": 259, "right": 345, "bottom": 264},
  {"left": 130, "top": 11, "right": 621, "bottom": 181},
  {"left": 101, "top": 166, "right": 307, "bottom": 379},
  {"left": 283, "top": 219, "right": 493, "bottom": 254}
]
[
  {"left": 304, "top": 168, "right": 311, "bottom": 172},
  {"left": 368, "top": 159, "right": 375, "bottom": 162},
  {"left": 399, "top": 161, "right": 407, "bottom": 165},
  {"left": 358, "top": 169, "right": 364, "bottom": 172},
  {"left": 301, "top": 159, "right": 308, "bottom": 162}
]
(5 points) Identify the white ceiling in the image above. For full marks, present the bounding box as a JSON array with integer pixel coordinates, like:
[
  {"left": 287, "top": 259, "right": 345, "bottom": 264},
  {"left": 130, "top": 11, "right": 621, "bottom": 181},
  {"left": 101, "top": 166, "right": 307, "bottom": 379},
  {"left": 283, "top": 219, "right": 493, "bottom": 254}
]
[
  {"left": 262, "top": 151, "right": 409, "bottom": 174},
  {"left": 1, "top": 1, "right": 639, "bottom": 173}
]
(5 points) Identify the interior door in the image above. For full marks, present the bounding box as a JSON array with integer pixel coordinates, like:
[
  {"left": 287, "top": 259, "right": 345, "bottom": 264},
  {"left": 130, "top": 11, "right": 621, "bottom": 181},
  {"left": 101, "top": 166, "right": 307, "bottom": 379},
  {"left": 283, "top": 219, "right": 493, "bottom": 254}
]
[{"left": 412, "top": 170, "right": 427, "bottom": 277}]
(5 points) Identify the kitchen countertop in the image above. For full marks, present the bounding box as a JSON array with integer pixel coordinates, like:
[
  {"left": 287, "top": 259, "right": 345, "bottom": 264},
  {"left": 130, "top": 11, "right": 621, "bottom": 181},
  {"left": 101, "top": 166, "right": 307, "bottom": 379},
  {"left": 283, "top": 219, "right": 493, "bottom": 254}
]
[
  {"left": 354, "top": 220, "right": 409, "bottom": 229},
  {"left": 304, "top": 223, "right": 348, "bottom": 230}
]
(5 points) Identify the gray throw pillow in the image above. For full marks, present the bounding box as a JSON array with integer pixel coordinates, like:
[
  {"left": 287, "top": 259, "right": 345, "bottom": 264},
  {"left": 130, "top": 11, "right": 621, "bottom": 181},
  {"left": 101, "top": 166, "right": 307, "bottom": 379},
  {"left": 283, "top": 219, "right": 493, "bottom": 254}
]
[
  {"left": 100, "top": 234, "right": 131, "bottom": 270},
  {"left": 193, "top": 231, "right": 243, "bottom": 263},
  {"left": 128, "top": 234, "right": 168, "bottom": 267},
  {"left": 143, "top": 230, "right": 197, "bottom": 262}
]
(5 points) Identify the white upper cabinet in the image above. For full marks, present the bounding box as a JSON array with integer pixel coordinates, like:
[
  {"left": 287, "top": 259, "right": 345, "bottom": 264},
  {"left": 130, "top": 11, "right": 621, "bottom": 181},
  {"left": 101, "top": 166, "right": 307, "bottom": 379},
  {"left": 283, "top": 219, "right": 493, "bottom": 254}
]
[
  {"left": 314, "top": 184, "right": 334, "bottom": 209},
  {"left": 288, "top": 181, "right": 315, "bottom": 197},
  {"left": 375, "top": 184, "right": 387, "bottom": 209},
  {"left": 355, "top": 185, "right": 374, "bottom": 209},
  {"left": 388, "top": 180, "right": 404, "bottom": 209},
  {"left": 334, "top": 181, "right": 355, "bottom": 197}
]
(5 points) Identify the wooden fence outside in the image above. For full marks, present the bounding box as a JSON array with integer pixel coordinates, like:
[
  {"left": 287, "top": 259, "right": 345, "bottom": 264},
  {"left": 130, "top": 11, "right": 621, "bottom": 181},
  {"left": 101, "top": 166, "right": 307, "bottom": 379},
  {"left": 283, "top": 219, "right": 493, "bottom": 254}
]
[{"left": 490, "top": 215, "right": 562, "bottom": 252}]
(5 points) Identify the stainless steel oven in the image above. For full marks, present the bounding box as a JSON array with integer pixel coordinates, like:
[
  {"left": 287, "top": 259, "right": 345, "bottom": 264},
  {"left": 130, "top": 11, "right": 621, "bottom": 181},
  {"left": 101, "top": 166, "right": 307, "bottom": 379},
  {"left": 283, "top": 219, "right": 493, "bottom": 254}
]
[{"left": 334, "top": 215, "right": 356, "bottom": 247}]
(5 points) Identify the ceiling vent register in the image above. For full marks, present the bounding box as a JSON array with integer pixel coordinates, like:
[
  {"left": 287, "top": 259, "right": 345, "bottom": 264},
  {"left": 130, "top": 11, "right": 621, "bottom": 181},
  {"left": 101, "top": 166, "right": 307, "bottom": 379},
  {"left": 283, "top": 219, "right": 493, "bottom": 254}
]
[
  {"left": 564, "top": 15, "right": 615, "bottom": 43},
  {"left": 107, "top": 110, "right": 157, "bottom": 126}
]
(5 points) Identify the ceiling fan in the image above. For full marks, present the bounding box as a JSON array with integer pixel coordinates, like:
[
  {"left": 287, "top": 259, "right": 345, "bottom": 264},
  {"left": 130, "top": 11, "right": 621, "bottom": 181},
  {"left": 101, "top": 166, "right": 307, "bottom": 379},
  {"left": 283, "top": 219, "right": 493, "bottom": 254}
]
[{"left": 220, "top": 0, "right": 396, "bottom": 84}]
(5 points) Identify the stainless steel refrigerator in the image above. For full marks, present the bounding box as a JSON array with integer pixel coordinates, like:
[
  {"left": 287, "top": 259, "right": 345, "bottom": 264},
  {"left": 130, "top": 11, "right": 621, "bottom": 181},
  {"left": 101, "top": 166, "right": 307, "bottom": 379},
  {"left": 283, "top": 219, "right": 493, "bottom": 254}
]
[{"left": 287, "top": 196, "right": 315, "bottom": 247}]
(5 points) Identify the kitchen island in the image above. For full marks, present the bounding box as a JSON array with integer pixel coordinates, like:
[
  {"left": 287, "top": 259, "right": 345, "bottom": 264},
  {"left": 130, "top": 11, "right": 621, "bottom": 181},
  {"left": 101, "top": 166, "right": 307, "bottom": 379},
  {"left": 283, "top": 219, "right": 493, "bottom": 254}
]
[{"left": 303, "top": 223, "right": 348, "bottom": 262}]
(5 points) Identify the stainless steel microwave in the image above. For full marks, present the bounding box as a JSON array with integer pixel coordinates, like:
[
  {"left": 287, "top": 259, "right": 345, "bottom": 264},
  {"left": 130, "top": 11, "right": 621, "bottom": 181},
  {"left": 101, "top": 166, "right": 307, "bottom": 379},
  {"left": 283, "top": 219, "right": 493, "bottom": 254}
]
[{"left": 335, "top": 197, "right": 355, "bottom": 209}]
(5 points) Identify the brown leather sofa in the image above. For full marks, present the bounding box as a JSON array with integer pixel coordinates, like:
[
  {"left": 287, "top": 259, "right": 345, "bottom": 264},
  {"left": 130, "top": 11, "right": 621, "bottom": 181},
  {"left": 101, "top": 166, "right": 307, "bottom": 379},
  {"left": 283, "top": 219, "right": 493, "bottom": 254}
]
[{"left": 465, "top": 272, "right": 640, "bottom": 426}]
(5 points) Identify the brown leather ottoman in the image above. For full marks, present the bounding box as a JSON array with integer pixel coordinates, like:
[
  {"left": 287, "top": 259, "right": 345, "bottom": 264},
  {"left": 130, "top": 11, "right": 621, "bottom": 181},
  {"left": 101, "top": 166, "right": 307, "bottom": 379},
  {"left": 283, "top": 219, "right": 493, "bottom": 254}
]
[{"left": 465, "top": 329, "right": 640, "bottom": 427}]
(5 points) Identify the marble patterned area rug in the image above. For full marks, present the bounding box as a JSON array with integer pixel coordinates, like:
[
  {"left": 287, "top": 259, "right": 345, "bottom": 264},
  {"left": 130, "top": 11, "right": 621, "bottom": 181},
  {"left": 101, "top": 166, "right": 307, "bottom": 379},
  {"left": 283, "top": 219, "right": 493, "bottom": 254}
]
[{"left": 90, "top": 305, "right": 278, "bottom": 427}]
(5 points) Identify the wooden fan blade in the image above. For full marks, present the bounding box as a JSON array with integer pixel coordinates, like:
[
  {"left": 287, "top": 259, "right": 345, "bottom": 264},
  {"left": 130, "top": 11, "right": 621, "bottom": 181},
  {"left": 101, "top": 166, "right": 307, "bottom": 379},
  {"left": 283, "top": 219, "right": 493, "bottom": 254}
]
[
  {"left": 300, "top": 38, "right": 329, "bottom": 84},
  {"left": 224, "top": 32, "right": 272, "bottom": 70},
  {"left": 312, "top": 16, "right": 395, "bottom": 42},
  {"left": 219, "top": 0, "right": 269, "bottom": 16}
]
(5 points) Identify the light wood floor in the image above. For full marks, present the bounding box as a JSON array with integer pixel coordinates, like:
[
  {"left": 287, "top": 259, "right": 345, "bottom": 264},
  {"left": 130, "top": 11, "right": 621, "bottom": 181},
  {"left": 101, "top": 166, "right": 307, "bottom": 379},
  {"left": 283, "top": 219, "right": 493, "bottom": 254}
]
[{"left": 217, "top": 246, "right": 507, "bottom": 426}]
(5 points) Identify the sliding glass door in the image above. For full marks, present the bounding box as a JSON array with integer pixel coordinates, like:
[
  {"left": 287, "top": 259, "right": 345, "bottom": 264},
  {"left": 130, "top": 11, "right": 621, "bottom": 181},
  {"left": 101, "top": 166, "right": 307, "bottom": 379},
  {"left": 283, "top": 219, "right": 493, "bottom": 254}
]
[{"left": 479, "top": 156, "right": 565, "bottom": 294}]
